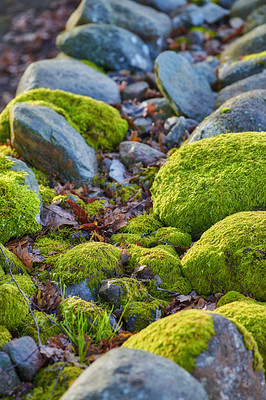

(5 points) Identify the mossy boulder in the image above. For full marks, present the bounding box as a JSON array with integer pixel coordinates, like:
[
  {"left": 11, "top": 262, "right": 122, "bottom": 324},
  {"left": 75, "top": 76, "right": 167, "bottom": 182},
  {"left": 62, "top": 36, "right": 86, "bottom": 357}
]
[
  {"left": 151, "top": 132, "right": 266, "bottom": 237},
  {"left": 0, "top": 284, "right": 29, "bottom": 330},
  {"left": 120, "top": 212, "right": 163, "bottom": 234},
  {"left": 0, "top": 326, "right": 11, "bottom": 350},
  {"left": 0, "top": 155, "right": 41, "bottom": 244},
  {"left": 181, "top": 212, "right": 266, "bottom": 301},
  {"left": 123, "top": 300, "right": 162, "bottom": 332},
  {"left": 0, "top": 274, "right": 36, "bottom": 297},
  {"left": 52, "top": 242, "right": 122, "bottom": 299},
  {"left": 0, "top": 244, "right": 27, "bottom": 274},
  {"left": 217, "top": 291, "right": 253, "bottom": 307},
  {"left": 215, "top": 301, "right": 266, "bottom": 370},
  {"left": 0, "top": 88, "right": 128, "bottom": 150},
  {"left": 21, "top": 311, "right": 61, "bottom": 344}
]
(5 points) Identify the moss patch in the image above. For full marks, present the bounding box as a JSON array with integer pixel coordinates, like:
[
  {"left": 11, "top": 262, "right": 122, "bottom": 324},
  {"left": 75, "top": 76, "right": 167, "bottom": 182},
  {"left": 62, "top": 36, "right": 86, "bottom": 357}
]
[
  {"left": 0, "top": 325, "right": 11, "bottom": 350},
  {"left": 21, "top": 310, "right": 61, "bottom": 344},
  {"left": 120, "top": 212, "right": 163, "bottom": 235},
  {"left": 0, "top": 88, "right": 128, "bottom": 151},
  {"left": 0, "top": 283, "right": 29, "bottom": 330},
  {"left": 151, "top": 132, "right": 266, "bottom": 237},
  {"left": 0, "top": 244, "right": 27, "bottom": 274},
  {"left": 123, "top": 300, "right": 162, "bottom": 332},
  {"left": 217, "top": 291, "right": 255, "bottom": 307},
  {"left": 123, "top": 309, "right": 215, "bottom": 373},
  {"left": 181, "top": 211, "right": 266, "bottom": 301},
  {"left": 0, "top": 274, "right": 36, "bottom": 297}
]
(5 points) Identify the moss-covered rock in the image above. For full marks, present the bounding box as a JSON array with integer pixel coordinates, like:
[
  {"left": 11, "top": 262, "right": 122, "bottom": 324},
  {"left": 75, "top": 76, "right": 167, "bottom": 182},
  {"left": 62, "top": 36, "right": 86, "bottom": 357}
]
[
  {"left": 52, "top": 242, "right": 122, "bottom": 297},
  {"left": 0, "top": 284, "right": 29, "bottom": 330},
  {"left": 123, "top": 300, "right": 162, "bottom": 332},
  {"left": 0, "top": 155, "right": 41, "bottom": 244},
  {"left": 120, "top": 212, "right": 163, "bottom": 234},
  {"left": 0, "top": 244, "right": 27, "bottom": 274},
  {"left": 181, "top": 212, "right": 266, "bottom": 301},
  {"left": 0, "top": 88, "right": 128, "bottom": 151},
  {"left": 0, "top": 274, "right": 36, "bottom": 297},
  {"left": 21, "top": 311, "right": 62, "bottom": 344},
  {"left": 110, "top": 233, "right": 157, "bottom": 247},
  {"left": 151, "top": 132, "right": 266, "bottom": 237},
  {"left": 0, "top": 325, "right": 12, "bottom": 350},
  {"left": 216, "top": 291, "right": 255, "bottom": 307}
]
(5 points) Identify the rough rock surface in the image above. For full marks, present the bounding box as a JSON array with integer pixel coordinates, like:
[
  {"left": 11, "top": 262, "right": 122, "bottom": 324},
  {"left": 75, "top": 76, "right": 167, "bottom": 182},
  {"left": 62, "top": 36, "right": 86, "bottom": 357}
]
[
  {"left": 0, "top": 352, "right": 21, "bottom": 396},
  {"left": 131, "top": 0, "right": 186, "bottom": 13},
  {"left": 16, "top": 59, "right": 121, "bottom": 104},
  {"left": 60, "top": 348, "right": 209, "bottom": 400},
  {"left": 244, "top": 5, "right": 266, "bottom": 33},
  {"left": 231, "top": 0, "right": 264, "bottom": 20},
  {"left": 10, "top": 102, "right": 98, "bottom": 186},
  {"left": 119, "top": 141, "right": 165, "bottom": 167}
]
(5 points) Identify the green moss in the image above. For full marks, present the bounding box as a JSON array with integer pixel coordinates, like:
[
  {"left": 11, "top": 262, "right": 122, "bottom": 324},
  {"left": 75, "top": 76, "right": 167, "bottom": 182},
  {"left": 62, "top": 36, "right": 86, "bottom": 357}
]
[
  {"left": 30, "top": 167, "right": 49, "bottom": 186},
  {"left": 0, "top": 274, "right": 36, "bottom": 297},
  {"left": 84, "top": 199, "right": 105, "bottom": 217},
  {"left": 189, "top": 26, "right": 216, "bottom": 37},
  {"left": 123, "top": 300, "right": 162, "bottom": 332},
  {"left": 123, "top": 309, "right": 215, "bottom": 373},
  {"left": 181, "top": 212, "right": 266, "bottom": 301},
  {"left": 0, "top": 325, "right": 11, "bottom": 349},
  {"left": 0, "top": 88, "right": 128, "bottom": 151},
  {"left": 21, "top": 310, "right": 61, "bottom": 344},
  {"left": 215, "top": 301, "right": 266, "bottom": 370},
  {"left": 221, "top": 107, "right": 231, "bottom": 114},
  {"left": 110, "top": 233, "right": 156, "bottom": 247},
  {"left": 153, "top": 227, "right": 191, "bottom": 249},
  {"left": 151, "top": 132, "right": 266, "bottom": 236},
  {"left": 120, "top": 212, "right": 163, "bottom": 235},
  {"left": 136, "top": 165, "right": 161, "bottom": 189},
  {"left": 241, "top": 50, "right": 266, "bottom": 61},
  {"left": 0, "top": 244, "right": 27, "bottom": 274},
  {"left": 217, "top": 291, "right": 255, "bottom": 307},
  {"left": 52, "top": 242, "right": 122, "bottom": 296},
  {"left": 39, "top": 185, "right": 56, "bottom": 205},
  {"left": 33, "top": 235, "right": 72, "bottom": 267},
  {"left": 0, "top": 284, "right": 29, "bottom": 330},
  {"left": 81, "top": 59, "right": 105, "bottom": 73},
  {"left": 24, "top": 362, "right": 83, "bottom": 400},
  {"left": 127, "top": 244, "right": 192, "bottom": 295},
  {"left": 0, "top": 144, "right": 18, "bottom": 157},
  {"left": 107, "top": 183, "right": 142, "bottom": 204}
]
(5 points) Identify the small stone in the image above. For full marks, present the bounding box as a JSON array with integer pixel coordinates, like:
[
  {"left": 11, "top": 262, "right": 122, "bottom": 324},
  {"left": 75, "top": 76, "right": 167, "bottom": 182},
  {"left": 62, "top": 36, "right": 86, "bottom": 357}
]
[
  {"left": 166, "top": 116, "right": 190, "bottom": 149},
  {"left": 172, "top": 4, "right": 204, "bottom": 29},
  {"left": 109, "top": 159, "right": 126, "bottom": 182},
  {"left": 122, "top": 81, "right": 149, "bottom": 101},
  {"left": 0, "top": 352, "right": 21, "bottom": 397},
  {"left": 202, "top": 2, "right": 230, "bottom": 24},
  {"left": 133, "top": 117, "right": 152, "bottom": 134},
  {"left": 140, "top": 97, "right": 174, "bottom": 120},
  {"left": 119, "top": 141, "right": 165, "bottom": 167}
]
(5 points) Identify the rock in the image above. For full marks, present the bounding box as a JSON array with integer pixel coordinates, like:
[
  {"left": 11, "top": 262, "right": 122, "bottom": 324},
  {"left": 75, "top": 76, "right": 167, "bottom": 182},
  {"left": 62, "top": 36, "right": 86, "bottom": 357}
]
[
  {"left": 151, "top": 132, "right": 266, "bottom": 237},
  {"left": 10, "top": 102, "right": 98, "bottom": 186},
  {"left": 155, "top": 51, "right": 215, "bottom": 122},
  {"left": 181, "top": 211, "right": 266, "bottom": 301},
  {"left": 215, "top": 71, "right": 266, "bottom": 107},
  {"left": 65, "top": 0, "right": 171, "bottom": 58},
  {"left": 0, "top": 352, "right": 21, "bottom": 397},
  {"left": 60, "top": 347, "right": 208, "bottom": 400},
  {"left": 132, "top": 0, "right": 187, "bottom": 13},
  {"left": 165, "top": 116, "right": 190, "bottom": 149},
  {"left": 123, "top": 310, "right": 265, "bottom": 400},
  {"left": 219, "top": 0, "right": 238, "bottom": 9},
  {"left": 108, "top": 159, "right": 126, "bottom": 182},
  {"left": 216, "top": 300, "right": 266, "bottom": 368},
  {"left": 56, "top": 24, "right": 153, "bottom": 73},
  {"left": 119, "top": 141, "right": 165, "bottom": 167},
  {"left": 172, "top": 4, "right": 204, "bottom": 29},
  {"left": 141, "top": 97, "right": 174, "bottom": 120},
  {"left": 3, "top": 337, "right": 43, "bottom": 381},
  {"left": 187, "top": 30, "right": 204, "bottom": 46},
  {"left": 244, "top": 5, "right": 266, "bottom": 33},
  {"left": 231, "top": 0, "right": 264, "bottom": 20},
  {"left": 193, "top": 61, "right": 218, "bottom": 88},
  {"left": 123, "top": 300, "right": 162, "bottom": 332},
  {"left": 16, "top": 59, "right": 121, "bottom": 105},
  {"left": 188, "top": 90, "right": 266, "bottom": 142},
  {"left": 133, "top": 117, "right": 152, "bottom": 134},
  {"left": 229, "top": 16, "right": 244, "bottom": 29},
  {"left": 122, "top": 81, "right": 149, "bottom": 101},
  {"left": 220, "top": 24, "right": 266, "bottom": 63},
  {"left": 63, "top": 278, "right": 95, "bottom": 301},
  {"left": 0, "top": 284, "right": 29, "bottom": 330},
  {"left": 201, "top": 2, "right": 230, "bottom": 24},
  {"left": 218, "top": 51, "right": 266, "bottom": 88}
]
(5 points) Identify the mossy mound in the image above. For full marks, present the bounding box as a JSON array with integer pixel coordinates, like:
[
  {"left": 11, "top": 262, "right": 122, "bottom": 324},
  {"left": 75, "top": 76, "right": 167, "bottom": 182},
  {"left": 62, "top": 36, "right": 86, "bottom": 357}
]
[
  {"left": 25, "top": 362, "right": 83, "bottom": 400},
  {"left": 106, "top": 183, "right": 142, "bottom": 204},
  {"left": 52, "top": 242, "right": 122, "bottom": 296},
  {"left": 123, "top": 300, "right": 162, "bottom": 332},
  {"left": 217, "top": 291, "right": 255, "bottom": 307},
  {"left": 0, "top": 274, "right": 36, "bottom": 297},
  {"left": 0, "top": 325, "right": 11, "bottom": 350},
  {"left": 0, "top": 88, "right": 128, "bottom": 151},
  {"left": 21, "top": 311, "right": 62, "bottom": 344},
  {"left": 110, "top": 233, "right": 156, "bottom": 247},
  {"left": 0, "top": 284, "right": 29, "bottom": 330},
  {"left": 0, "top": 155, "right": 41, "bottom": 244},
  {"left": 181, "top": 212, "right": 266, "bottom": 301},
  {"left": 120, "top": 212, "right": 163, "bottom": 234},
  {"left": 151, "top": 132, "right": 266, "bottom": 237},
  {"left": 0, "top": 244, "right": 27, "bottom": 275},
  {"left": 127, "top": 244, "right": 192, "bottom": 295},
  {"left": 39, "top": 185, "right": 56, "bottom": 205},
  {"left": 123, "top": 309, "right": 215, "bottom": 373}
]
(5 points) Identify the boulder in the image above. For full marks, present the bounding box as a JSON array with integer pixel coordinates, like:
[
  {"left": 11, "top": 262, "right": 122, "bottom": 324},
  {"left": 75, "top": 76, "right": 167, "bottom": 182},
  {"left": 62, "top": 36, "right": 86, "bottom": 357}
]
[
  {"left": 10, "top": 103, "right": 98, "bottom": 186},
  {"left": 244, "top": 5, "right": 266, "bottom": 33},
  {"left": 188, "top": 90, "right": 266, "bottom": 142},
  {"left": 60, "top": 348, "right": 208, "bottom": 400},
  {"left": 56, "top": 24, "right": 153, "bottom": 73},
  {"left": 66, "top": 0, "right": 171, "bottom": 58},
  {"left": 119, "top": 141, "right": 165, "bottom": 167},
  {"left": 16, "top": 59, "right": 121, "bottom": 104},
  {"left": 181, "top": 211, "right": 266, "bottom": 301},
  {"left": 151, "top": 132, "right": 266, "bottom": 237},
  {"left": 0, "top": 352, "right": 21, "bottom": 397},
  {"left": 231, "top": 0, "right": 264, "bottom": 20},
  {"left": 201, "top": 2, "right": 230, "bottom": 24},
  {"left": 0, "top": 284, "right": 29, "bottom": 331},
  {"left": 123, "top": 310, "right": 265, "bottom": 400},
  {"left": 123, "top": 300, "right": 162, "bottom": 332},
  {"left": 155, "top": 51, "right": 215, "bottom": 122}
]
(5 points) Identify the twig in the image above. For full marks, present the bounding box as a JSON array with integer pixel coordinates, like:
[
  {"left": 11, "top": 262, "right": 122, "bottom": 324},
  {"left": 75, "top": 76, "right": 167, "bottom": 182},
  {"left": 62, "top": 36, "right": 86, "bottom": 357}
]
[{"left": 49, "top": 361, "right": 69, "bottom": 399}]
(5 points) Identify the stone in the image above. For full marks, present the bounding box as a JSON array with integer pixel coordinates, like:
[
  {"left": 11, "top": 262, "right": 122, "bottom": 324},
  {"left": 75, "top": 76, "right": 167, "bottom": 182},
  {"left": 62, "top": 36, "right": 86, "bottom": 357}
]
[
  {"left": 172, "top": 4, "right": 204, "bottom": 29},
  {"left": 231, "top": 0, "right": 264, "bottom": 20},
  {"left": 220, "top": 24, "right": 266, "bottom": 63},
  {"left": 151, "top": 132, "right": 266, "bottom": 237},
  {"left": 108, "top": 159, "right": 126, "bottom": 182},
  {"left": 215, "top": 71, "right": 266, "bottom": 107},
  {"left": 187, "top": 30, "right": 204, "bottom": 46},
  {"left": 16, "top": 59, "right": 121, "bottom": 105},
  {"left": 60, "top": 347, "right": 209, "bottom": 400},
  {"left": 201, "top": 2, "right": 230, "bottom": 24},
  {"left": 166, "top": 116, "right": 190, "bottom": 149},
  {"left": 66, "top": 0, "right": 171, "bottom": 58},
  {"left": 123, "top": 300, "right": 162, "bottom": 332},
  {"left": 123, "top": 310, "right": 265, "bottom": 400},
  {"left": 155, "top": 51, "right": 215, "bottom": 122},
  {"left": 181, "top": 211, "right": 266, "bottom": 301},
  {"left": 122, "top": 81, "right": 149, "bottom": 101},
  {"left": 56, "top": 24, "right": 153, "bottom": 73},
  {"left": 63, "top": 278, "right": 95, "bottom": 301},
  {"left": 10, "top": 102, "right": 98, "bottom": 186},
  {"left": 218, "top": 51, "right": 266, "bottom": 88},
  {"left": 131, "top": 0, "right": 187, "bottom": 13},
  {"left": 133, "top": 117, "right": 152, "bottom": 134},
  {"left": 193, "top": 61, "right": 218, "bottom": 88},
  {"left": 141, "top": 97, "right": 174, "bottom": 120},
  {"left": 244, "top": 5, "right": 266, "bottom": 33},
  {"left": 119, "top": 141, "right": 165, "bottom": 167},
  {"left": 188, "top": 90, "right": 266, "bottom": 142},
  {"left": 219, "top": 0, "right": 238, "bottom": 9},
  {"left": 3, "top": 337, "right": 43, "bottom": 381},
  {"left": 0, "top": 352, "right": 21, "bottom": 397}
]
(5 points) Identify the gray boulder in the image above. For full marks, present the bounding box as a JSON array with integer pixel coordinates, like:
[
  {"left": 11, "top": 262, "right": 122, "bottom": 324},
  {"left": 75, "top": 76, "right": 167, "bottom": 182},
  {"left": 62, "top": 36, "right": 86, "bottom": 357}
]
[
  {"left": 193, "top": 61, "right": 218, "bottom": 88},
  {"left": 231, "top": 0, "right": 264, "bottom": 20},
  {"left": 172, "top": 4, "right": 204, "bottom": 29},
  {"left": 0, "top": 352, "right": 21, "bottom": 396},
  {"left": 215, "top": 71, "right": 266, "bottom": 107},
  {"left": 16, "top": 59, "right": 121, "bottom": 105},
  {"left": 119, "top": 141, "right": 165, "bottom": 167},
  {"left": 130, "top": 0, "right": 187, "bottom": 14},
  {"left": 10, "top": 103, "right": 98, "bottom": 186},
  {"left": 56, "top": 24, "right": 152, "bottom": 73},
  {"left": 60, "top": 348, "right": 209, "bottom": 400},
  {"left": 244, "top": 5, "right": 266, "bottom": 33},
  {"left": 66, "top": 0, "right": 171, "bottom": 58},
  {"left": 201, "top": 2, "right": 230, "bottom": 24},
  {"left": 221, "top": 24, "right": 266, "bottom": 63},
  {"left": 155, "top": 51, "right": 215, "bottom": 122},
  {"left": 187, "top": 90, "right": 266, "bottom": 143}
]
